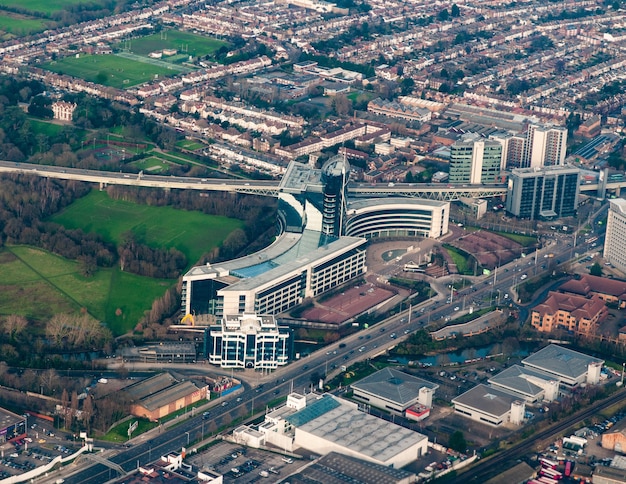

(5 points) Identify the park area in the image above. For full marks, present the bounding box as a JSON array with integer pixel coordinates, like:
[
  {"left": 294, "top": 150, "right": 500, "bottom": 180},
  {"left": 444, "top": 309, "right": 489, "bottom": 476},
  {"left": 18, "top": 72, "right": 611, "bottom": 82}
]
[
  {"left": 301, "top": 284, "right": 395, "bottom": 325},
  {"left": 42, "top": 54, "right": 183, "bottom": 88},
  {"left": 114, "top": 30, "right": 228, "bottom": 61},
  {"left": 49, "top": 190, "right": 243, "bottom": 265}
]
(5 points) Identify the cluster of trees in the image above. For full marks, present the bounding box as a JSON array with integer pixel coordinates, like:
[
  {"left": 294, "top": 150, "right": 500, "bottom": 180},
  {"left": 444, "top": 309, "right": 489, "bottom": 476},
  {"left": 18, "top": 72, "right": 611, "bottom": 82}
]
[
  {"left": 45, "top": 313, "right": 112, "bottom": 350},
  {"left": 118, "top": 231, "right": 186, "bottom": 279},
  {"left": 0, "top": 176, "right": 116, "bottom": 265}
]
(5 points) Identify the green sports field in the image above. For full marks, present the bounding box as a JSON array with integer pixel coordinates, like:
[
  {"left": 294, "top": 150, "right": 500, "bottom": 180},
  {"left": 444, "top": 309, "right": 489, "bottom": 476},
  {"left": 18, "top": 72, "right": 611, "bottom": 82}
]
[
  {"left": 0, "top": 14, "right": 47, "bottom": 36},
  {"left": 0, "top": 0, "right": 90, "bottom": 15},
  {"left": 49, "top": 190, "right": 244, "bottom": 268},
  {"left": 115, "top": 30, "right": 228, "bottom": 59},
  {"left": 0, "top": 246, "right": 172, "bottom": 335},
  {"left": 42, "top": 54, "right": 183, "bottom": 88}
]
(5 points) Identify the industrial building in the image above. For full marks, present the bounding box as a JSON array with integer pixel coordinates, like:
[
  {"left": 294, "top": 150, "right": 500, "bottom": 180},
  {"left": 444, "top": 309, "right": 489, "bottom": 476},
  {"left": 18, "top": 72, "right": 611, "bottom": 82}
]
[
  {"left": 451, "top": 384, "right": 526, "bottom": 427},
  {"left": 505, "top": 165, "right": 580, "bottom": 219},
  {"left": 521, "top": 344, "right": 604, "bottom": 387},
  {"left": 287, "top": 451, "right": 417, "bottom": 484},
  {"left": 235, "top": 393, "right": 428, "bottom": 468},
  {"left": 604, "top": 198, "right": 626, "bottom": 275},
  {"left": 0, "top": 407, "right": 26, "bottom": 444},
  {"left": 488, "top": 365, "right": 559, "bottom": 403},
  {"left": 350, "top": 367, "right": 438, "bottom": 415},
  {"left": 205, "top": 312, "right": 292, "bottom": 369},
  {"left": 125, "top": 373, "right": 209, "bottom": 422}
]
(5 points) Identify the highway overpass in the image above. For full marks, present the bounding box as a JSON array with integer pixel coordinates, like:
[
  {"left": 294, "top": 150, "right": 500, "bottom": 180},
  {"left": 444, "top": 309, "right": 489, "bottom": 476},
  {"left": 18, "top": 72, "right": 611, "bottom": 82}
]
[{"left": 0, "top": 161, "right": 623, "bottom": 201}]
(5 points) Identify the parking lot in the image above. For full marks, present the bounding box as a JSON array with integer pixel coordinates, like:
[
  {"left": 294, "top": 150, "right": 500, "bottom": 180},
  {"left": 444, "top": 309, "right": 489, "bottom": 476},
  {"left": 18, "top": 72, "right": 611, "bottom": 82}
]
[{"left": 189, "top": 441, "right": 301, "bottom": 483}]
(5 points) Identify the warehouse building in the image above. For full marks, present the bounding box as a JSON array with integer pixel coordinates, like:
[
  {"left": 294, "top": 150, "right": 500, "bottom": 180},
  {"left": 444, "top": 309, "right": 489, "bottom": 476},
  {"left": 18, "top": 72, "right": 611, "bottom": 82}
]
[
  {"left": 0, "top": 407, "right": 25, "bottom": 444},
  {"left": 521, "top": 344, "right": 604, "bottom": 387},
  {"left": 488, "top": 365, "right": 559, "bottom": 403},
  {"left": 351, "top": 367, "right": 438, "bottom": 415},
  {"left": 125, "top": 373, "right": 209, "bottom": 422},
  {"left": 452, "top": 384, "right": 526, "bottom": 427}
]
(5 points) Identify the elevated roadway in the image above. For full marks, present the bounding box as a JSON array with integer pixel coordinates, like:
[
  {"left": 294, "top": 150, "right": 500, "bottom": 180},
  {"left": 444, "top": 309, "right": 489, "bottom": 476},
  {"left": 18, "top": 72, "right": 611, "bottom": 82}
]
[{"left": 0, "top": 161, "right": 624, "bottom": 201}]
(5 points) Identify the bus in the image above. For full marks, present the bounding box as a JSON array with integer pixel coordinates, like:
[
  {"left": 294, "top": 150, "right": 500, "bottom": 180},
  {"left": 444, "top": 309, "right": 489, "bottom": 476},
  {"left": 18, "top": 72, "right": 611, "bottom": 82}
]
[
  {"left": 564, "top": 460, "right": 572, "bottom": 477},
  {"left": 403, "top": 263, "right": 425, "bottom": 273},
  {"left": 539, "top": 458, "right": 558, "bottom": 469},
  {"left": 540, "top": 468, "right": 562, "bottom": 479},
  {"left": 537, "top": 477, "right": 559, "bottom": 484}
]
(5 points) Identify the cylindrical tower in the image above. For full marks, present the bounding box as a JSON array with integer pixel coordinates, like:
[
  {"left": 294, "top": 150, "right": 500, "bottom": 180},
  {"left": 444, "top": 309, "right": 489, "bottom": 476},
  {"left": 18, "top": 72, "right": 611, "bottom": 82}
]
[{"left": 320, "top": 155, "right": 350, "bottom": 237}]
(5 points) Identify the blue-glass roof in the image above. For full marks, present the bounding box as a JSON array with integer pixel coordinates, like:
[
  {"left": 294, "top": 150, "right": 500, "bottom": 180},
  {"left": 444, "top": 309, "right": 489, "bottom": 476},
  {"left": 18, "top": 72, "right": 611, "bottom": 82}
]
[
  {"left": 286, "top": 394, "right": 340, "bottom": 427},
  {"left": 231, "top": 261, "right": 280, "bottom": 278}
]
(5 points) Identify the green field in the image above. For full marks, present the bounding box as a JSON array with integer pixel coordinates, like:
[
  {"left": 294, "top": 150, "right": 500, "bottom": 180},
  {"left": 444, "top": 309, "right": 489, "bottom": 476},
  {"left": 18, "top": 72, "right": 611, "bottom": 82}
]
[
  {"left": 115, "top": 30, "right": 228, "bottom": 59},
  {"left": 50, "top": 190, "right": 243, "bottom": 267},
  {"left": 42, "top": 54, "right": 183, "bottom": 88},
  {"left": 0, "top": 0, "right": 88, "bottom": 15},
  {"left": 0, "top": 246, "right": 172, "bottom": 335},
  {"left": 0, "top": 14, "right": 47, "bottom": 35},
  {"left": 128, "top": 156, "right": 171, "bottom": 174}
]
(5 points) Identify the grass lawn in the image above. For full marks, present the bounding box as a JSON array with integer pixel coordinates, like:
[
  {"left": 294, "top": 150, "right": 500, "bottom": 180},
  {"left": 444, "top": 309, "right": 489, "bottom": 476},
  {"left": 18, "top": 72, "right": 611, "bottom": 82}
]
[
  {"left": 0, "top": 0, "right": 89, "bottom": 15},
  {"left": 128, "top": 156, "right": 171, "bottom": 173},
  {"left": 443, "top": 245, "right": 475, "bottom": 275},
  {"left": 42, "top": 54, "right": 183, "bottom": 88},
  {"left": 50, "top": 190, "right": 243, "bottom": 265},
  {"left": 0, "top": 246, "right": 174, "bottom": 335},
  {"left": 0, "top": 14, "right": 47, "bottom": 35},
  {"left": 494, "top": 231, "right": 537, "bottom": 247},
  {"left": 115, "top": 30, "right": 228, "bottom": 59},
  {"left": 177, "top": 139, "right": 205, "bottom": 151}
]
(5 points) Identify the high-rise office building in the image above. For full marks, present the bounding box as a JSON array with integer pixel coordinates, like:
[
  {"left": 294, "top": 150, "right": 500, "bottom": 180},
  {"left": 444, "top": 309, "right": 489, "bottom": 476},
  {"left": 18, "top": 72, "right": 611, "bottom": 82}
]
[
  {"left": 604, "top": 198, "right": 626, "bottom": 274},
  {"left": 449, "top": 133, "right": 502, "bottom": 184},
  {"left": 506, "top": 165, "right": 580, "bottom": 219},
  {"left": 524, "top": 124, "right": 567, "bottom": 168},
  {"left": 205, "top": 313, "right": 292, "bottom": 369}
]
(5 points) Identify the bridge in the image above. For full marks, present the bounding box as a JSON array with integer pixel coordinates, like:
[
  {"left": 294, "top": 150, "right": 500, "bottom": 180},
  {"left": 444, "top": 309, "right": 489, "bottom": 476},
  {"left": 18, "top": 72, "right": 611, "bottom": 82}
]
[{"left": 0, "top": 161, "right": 623, "bottom": 201}]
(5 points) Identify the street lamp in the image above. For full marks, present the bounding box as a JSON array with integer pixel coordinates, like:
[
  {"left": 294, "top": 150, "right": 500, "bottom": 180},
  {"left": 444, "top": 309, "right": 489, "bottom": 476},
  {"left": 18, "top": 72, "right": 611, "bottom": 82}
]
[{"left": 622, "top": 363, "right": 625, "bottom": 386}]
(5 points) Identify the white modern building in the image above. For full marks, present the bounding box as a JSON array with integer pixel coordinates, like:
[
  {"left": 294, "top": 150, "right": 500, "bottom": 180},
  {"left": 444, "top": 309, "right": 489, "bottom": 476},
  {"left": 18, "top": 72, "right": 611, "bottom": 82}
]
[
  {"left": 525, "top": 124, "right": 568, "bottom": 168},
  {"left": 205, "top": 313, "right": 292, "bottom": 369},
  {"left": 488, "top": 365, "right": 559, "bottom": 403},
  {"left": 449, "top": 133, "right": 503, "bottom": 184},
  {"left": 521, "top": 344, "right": 604, "bottom": 387},
  {"left": 345, "top": 198, "right": 449, "bottom": 239},
  {"left": 604, "top": 198, "right": 626, "bottom": 274},
  {"left": 451, "top": 384, "right": 526, "bottom": 427},
  {"left": 351, "top": 367, "right": 438, "bottom": 414},
  {"left": 249, "top": 393, "right": 428, "bottom": 468}
]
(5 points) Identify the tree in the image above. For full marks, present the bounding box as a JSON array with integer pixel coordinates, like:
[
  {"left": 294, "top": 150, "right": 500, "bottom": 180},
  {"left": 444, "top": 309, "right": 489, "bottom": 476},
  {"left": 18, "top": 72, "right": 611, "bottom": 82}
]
[
  {"left": 61, "top": 389, "right": 70, "bottom": 429},
  {"left": 449, "top": 430, "right": 467, "bottom": 453},
  {"left": 82, "top": 395, "right": 94, "bottom": 434},
  {"left": 590, "top": 262, "right": 603, "bottom": 277},
  {"left": 451, "top": 4, "right": 460, "bottom": 17},
  {"left": 70, "top": 391, "right": 79, "bottom": 428},
  {"left": 437, "top": 8, "right": 450, "bottom": 21}
]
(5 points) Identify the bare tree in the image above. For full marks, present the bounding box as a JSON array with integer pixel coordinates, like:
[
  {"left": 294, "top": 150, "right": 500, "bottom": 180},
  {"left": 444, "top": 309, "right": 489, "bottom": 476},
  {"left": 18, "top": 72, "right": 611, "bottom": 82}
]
[
  {"left": 70, "top": 391, "right": 79, "bottom": 428},
  {"left": 39, "top": 369, "right": 59, "bottom": 396},
  {"left": 61, "top": 389, "right": 70, "bottom": 429},
  {"left": 3, "top": 315, "right": 28, "bottom": 339},
  {"left": 82, "top": 395, "right": 93, "bottom": 434}
]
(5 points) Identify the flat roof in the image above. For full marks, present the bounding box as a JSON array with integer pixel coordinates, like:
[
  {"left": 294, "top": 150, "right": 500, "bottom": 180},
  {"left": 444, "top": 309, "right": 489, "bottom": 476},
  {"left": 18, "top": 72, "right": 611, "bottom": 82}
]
[
  {"left": 521, "top": 344, "right": 603, "bottom": 381},
  {"left": 291, "top": 395, "right": 427, "bottom": 464},
  {"left": 488, "top": 365, "right": 556, "bottom": 398},
  {"left": 351, "top": 368, "right": 438, "bottom": 405},
  {"left": 347, "top": 197, "right": 448, "bottom": 211},
  {"left": 289, "top": 451, "right": 416, "bottom": 484},
  {"left": 220, "top": 235, "right": 365, "bottom": 292},
  {"left": 452, "top": 384, "right": 519, "bottom": 418},
  {"left": 0, "top": 407, "right": 24, "bottom": 431}
]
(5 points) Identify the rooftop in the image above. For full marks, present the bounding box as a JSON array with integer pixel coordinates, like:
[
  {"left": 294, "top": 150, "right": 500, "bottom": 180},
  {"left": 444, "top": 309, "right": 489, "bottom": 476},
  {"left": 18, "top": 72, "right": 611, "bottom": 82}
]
[
  {"left": 488, "top": 365, "right": 557, "bottom": 398},
  {"left": 532, "top": 291, "right": 607, "bottom": 321},
  {"left": 522, "top": 344, "right": 603, "bottom": 380},
  {"left": 351, "top": 367, "right": 438, "bottom": 405},
  {"left": 287, "top": 451, "right": 416, "bottom": 484},
  {"left": 289, "top": 395, "right": 427, "bottom": 464},
  {"left": 452, "top": 384, "right": 520, "bottom": 418},
  {"left": 560, "top": 274, "right": 626, "bottom": 299},
  {"left": 0, "top": 407, "right": 24, "bottom": 431}
]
